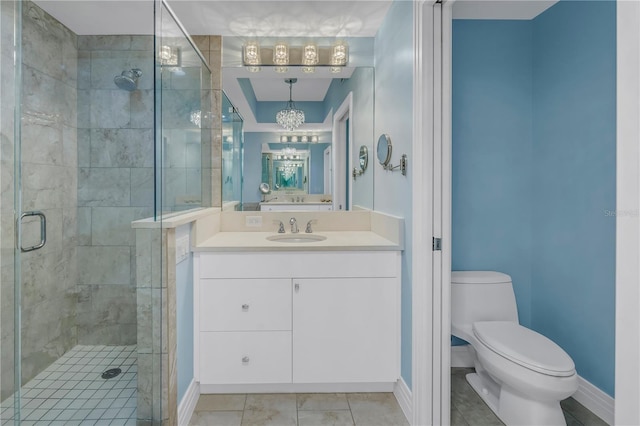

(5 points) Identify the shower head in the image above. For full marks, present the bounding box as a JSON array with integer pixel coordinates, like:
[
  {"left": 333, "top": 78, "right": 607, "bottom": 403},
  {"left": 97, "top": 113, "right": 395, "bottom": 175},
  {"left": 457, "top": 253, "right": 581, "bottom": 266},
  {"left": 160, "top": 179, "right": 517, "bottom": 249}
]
[{"left": 114, "top": 68, "right": 142, "bottom": 91}]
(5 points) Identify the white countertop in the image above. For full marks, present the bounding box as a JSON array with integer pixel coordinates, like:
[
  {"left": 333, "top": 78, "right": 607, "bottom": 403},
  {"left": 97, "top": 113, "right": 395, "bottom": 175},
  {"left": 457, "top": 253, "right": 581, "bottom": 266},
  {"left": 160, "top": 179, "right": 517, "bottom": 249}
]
[
  {"left": 260, "top": 201, "right": 332, "bottom": 205},
  {"left": 194, "top": 231, "right": 402, "bottom": 252}
]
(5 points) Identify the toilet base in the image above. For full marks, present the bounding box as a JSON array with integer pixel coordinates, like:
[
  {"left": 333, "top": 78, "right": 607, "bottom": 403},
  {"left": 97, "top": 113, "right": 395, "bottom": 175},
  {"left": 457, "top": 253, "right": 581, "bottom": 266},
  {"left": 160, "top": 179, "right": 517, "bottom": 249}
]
[{"left": 466, "top": 372, "right": 567, "bottom": 426}]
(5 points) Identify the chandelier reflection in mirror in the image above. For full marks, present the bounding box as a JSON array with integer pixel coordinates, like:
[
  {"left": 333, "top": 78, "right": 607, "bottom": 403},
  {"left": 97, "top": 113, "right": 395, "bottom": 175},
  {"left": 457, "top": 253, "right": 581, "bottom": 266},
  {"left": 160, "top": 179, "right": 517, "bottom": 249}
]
[{"left": 276, "top": 78, "right": 305, "bottom": 131}]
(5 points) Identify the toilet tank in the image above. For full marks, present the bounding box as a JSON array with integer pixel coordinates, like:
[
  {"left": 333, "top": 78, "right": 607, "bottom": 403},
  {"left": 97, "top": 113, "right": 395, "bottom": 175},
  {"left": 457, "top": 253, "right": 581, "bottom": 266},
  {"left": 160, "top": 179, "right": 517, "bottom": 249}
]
[{"left": 451, "top": 271, "right": 519, "bottom": 340}]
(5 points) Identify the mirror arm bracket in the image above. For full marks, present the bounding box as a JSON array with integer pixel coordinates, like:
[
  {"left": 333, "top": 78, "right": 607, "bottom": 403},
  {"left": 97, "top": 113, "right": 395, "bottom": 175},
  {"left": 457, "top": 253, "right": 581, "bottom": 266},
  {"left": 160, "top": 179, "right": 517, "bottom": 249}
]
[{"left": 384, "top": 154, "right": 407, "bottom": 176}]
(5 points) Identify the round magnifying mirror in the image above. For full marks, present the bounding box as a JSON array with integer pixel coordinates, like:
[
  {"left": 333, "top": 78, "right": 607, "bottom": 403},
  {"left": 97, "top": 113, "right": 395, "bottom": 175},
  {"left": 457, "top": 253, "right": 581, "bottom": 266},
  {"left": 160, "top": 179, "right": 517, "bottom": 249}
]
[
  {"left": 259, "top": 182, "right": 270, "bottom": 194},
  {"left": 359, "top": 146, "right": 369, "bottom": 171},
  {"left": 376, "top": 134, "right": 392, "bottom": 167}
]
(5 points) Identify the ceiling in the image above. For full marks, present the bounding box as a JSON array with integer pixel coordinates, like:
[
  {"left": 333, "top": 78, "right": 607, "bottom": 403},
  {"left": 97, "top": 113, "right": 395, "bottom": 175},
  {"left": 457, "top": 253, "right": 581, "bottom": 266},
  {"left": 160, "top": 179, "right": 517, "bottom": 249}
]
[
  {"left": 33, "top": 0, "right": 558, "bottom": 37},
  {"left": 32, "top": 0, "right": 558, "bottom": 131},
  {"left": 32, "top": 1, "right": 393, "bottom": 37}
]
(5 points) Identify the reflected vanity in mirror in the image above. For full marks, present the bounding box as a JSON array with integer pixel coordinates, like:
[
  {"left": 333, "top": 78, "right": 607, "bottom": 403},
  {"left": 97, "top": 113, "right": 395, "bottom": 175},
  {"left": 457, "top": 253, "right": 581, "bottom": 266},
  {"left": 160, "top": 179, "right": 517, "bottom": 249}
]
[{"left": 221, "top": 48, "right": 376, "bottom": 211}]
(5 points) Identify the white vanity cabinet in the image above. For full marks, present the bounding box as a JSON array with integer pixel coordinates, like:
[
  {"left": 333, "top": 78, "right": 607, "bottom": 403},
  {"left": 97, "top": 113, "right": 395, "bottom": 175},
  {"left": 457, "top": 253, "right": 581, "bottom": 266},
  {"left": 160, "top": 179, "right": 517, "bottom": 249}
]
[
  {"left": 194, "top": 251, "right": 401, "bottom": 392},
  {"left": 292, "top": 277, "right": 398, "bottom": 383}
]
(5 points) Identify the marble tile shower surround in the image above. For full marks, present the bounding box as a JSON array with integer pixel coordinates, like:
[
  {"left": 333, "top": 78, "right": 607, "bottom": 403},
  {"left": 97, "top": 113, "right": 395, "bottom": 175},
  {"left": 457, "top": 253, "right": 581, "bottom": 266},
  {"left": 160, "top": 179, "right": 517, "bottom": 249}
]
[
  {"left": 15, "top": 1, "right": 79, "bottom": 388},
  {"left": 191, "top": 35, "right": 223, "bottom": 209},
  {"left": 76, "top": 34, "right": 155, "bottom": 346}
]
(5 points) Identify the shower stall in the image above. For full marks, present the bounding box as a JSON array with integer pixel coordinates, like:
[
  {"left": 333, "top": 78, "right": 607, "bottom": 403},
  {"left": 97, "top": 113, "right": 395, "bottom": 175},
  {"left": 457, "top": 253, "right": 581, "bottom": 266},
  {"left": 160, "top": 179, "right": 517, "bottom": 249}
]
[{"left": 0, "top": 0, "right": 215, "bottom": 423}]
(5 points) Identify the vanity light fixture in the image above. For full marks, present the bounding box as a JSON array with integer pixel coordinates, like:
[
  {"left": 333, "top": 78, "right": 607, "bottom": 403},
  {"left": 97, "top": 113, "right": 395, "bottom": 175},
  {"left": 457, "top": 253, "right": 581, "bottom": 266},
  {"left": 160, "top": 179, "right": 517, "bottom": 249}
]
[
  {"left": 279, "top": 135, "right": 320, "bottom": 143},
  {"left": 242, "top": 40, "right": 349, "bottom": 69}
]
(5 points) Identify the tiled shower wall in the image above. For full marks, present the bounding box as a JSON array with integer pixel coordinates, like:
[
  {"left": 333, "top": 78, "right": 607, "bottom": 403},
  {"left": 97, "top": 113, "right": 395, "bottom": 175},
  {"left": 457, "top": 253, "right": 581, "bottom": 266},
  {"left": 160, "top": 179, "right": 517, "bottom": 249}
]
[
  {"left": 192, "top": 35, "right": 223, "bottom": 208},
  {"left": 76, "top": 35, "right": 154, "bottom": 345},
  {"left": 17, "top": 1, "right": 79, "bottom": 385}
]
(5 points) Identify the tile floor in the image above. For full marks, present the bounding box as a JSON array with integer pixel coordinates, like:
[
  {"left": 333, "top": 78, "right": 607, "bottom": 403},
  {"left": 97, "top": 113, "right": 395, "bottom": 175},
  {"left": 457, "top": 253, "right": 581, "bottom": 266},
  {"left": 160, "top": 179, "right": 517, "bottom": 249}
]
[
  {"left": 189, "top": 393, "right": 409, "bottom": 426},
  {"left": 189, "top": 369, "right": 609, "bottom": 426},
  {"left": 0, "top": 345, "right": 137, "bottom": 425},
  {"left": 451, "top": 367, "right": 609, "bottom": 426}
]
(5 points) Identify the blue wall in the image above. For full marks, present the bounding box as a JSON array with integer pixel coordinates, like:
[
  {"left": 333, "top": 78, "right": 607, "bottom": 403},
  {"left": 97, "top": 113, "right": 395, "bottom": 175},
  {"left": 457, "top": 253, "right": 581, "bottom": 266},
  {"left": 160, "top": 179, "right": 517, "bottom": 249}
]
[
  {"left": 452, "top": 20, "right": 534, "bottom": 329},
  {"left": 452, "top": 0, "right": 616, "bottom": 397},
  {"left": 374, "top": 0, "right": 414, "bottom": 388},
  {"left": 324, "top": 68, "right": 375, "bottom": 209},
  {"left": 531, "top": 0, "right": 616, "bottom": 397},
  {"left": 176, "top": 224, "right": 194, "bottom": 402}
]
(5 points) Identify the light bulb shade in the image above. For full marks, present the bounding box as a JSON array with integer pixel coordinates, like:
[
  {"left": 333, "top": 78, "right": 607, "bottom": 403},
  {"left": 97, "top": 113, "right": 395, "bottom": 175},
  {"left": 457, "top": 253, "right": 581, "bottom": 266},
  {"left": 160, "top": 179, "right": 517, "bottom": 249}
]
[
  {"left": 243, "top": 42, "right": 261, "bottom": 65},
  {"left": 273, "top": 42, "right": 289, "bottom": 66},
  {"left": 159, "top": 45, "right": 180, "bottom": 66},
  {"left": 302, "top": 43, "right": 319, "bottom": 66},
  {"left": 331, "top": 41, "right": 348, "bottom": 66}
]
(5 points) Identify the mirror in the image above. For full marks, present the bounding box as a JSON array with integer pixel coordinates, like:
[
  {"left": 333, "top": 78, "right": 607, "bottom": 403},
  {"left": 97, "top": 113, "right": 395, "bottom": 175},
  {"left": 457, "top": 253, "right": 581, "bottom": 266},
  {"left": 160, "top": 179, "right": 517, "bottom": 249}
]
[
  {"left": 353, "top": 145, "right": 368, "bottom": 179},
  {"left": 360, "top": 145, "right": 369, "bottom": 171},
  {"left": 222, "top": 63, "right": 375, "bottom": 211},
  {"left": 377, "top": 134, "right": 392, "bottom": 167}
]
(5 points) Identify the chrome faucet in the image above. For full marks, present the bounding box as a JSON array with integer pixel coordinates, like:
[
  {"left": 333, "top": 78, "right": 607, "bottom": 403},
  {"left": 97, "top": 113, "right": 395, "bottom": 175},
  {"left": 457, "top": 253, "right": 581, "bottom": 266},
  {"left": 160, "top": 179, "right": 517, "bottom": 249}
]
[
  {"left": 274, "top": 220, "right": 285, "bottom": 233},
  {"left": 305, "top": 220, "right": 316, "bottom": 233},
  {"left": 289, "top": 217, "right": 299, "bottom": 233}
]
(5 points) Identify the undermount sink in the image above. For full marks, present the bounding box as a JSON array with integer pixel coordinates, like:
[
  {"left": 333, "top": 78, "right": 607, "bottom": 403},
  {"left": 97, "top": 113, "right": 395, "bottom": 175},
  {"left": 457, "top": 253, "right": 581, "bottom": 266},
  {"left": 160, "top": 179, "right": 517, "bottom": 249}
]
[{"left": 266, "top": 234, "right": 327, "bottom": 243}]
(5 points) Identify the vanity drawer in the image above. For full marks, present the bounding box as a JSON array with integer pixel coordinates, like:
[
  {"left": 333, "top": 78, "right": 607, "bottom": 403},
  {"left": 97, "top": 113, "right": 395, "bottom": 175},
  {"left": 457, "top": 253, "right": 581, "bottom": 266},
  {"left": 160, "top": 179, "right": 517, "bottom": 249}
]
[
  {"left": 200, "top": 331, "right": 292, "bottom": 384},
  {"left": 200, "top": 278, "right": 291, "bottom": 331}
]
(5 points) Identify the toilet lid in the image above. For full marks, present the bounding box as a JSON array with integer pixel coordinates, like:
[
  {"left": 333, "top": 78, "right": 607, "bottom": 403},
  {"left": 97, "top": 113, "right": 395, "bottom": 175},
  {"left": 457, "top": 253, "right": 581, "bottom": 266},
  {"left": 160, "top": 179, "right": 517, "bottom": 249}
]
[{"left": 473, "top": 321, "right": 575, "bottom": 377}]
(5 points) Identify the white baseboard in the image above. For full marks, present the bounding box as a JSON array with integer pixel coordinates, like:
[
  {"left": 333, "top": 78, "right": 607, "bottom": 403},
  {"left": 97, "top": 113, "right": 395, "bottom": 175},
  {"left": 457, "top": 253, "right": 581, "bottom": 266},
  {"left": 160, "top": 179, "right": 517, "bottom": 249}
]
[
  {"left": 451, "top": 345, "right": 473, "bottom": 368},
  {"left": 178, "top": 379, "right": 200, "bottom": 426},
  {"left": 200, "top": 382, "right": 395, "bottom": 394},
  {"left": 394, "top": 377, "right": 412, "bottom": 423},
  {"left": 449, "top": 346, "right": 614, "bottom": 425},
  {"left": 573, "top": 376, "right": 614, "bottom": 425}
]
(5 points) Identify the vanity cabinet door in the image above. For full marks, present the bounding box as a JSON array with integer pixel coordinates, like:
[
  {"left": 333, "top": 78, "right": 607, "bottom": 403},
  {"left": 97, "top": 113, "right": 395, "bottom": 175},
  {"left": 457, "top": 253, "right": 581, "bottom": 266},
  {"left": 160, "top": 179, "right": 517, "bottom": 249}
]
[
  {"left": 200, "top": 278, "right": 291, "bottom": 331},
  {"left": 292, "top": 278, "right": 399, "bottom": 383},
  {"left": 200, "top": 331, "right": 292, "bottom": 384}
]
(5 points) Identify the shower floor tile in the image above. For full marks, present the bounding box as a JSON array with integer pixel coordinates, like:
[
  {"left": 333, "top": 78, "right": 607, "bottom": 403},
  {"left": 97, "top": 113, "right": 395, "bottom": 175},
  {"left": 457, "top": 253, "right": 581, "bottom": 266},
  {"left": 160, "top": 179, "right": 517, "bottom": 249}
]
[{"left": 2, "top": 345, "right": 137, "bottom": 425}]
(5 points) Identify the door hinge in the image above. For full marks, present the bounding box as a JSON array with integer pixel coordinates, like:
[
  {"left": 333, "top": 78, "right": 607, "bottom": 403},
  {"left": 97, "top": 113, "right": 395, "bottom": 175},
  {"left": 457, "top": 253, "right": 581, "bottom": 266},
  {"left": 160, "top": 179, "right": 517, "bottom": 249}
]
[{"left": 433, "top": 237, "right": 442, "bottom": 251}]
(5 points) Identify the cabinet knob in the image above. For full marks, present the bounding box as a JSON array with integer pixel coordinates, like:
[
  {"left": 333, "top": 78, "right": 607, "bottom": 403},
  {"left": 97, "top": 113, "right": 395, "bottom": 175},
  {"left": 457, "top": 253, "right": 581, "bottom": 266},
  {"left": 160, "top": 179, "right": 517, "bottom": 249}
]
[
  {"left": 242, "top": 304, "right": 249, "bottom": 311},
  {"left": 242, "top": 356, "right": 250, "bottom": 363}
]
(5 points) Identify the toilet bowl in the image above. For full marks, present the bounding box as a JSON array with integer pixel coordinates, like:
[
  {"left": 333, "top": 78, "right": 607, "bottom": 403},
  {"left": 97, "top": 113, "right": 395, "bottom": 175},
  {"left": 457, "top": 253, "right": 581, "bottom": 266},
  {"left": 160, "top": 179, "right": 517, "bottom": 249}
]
[{"left": 451, "top": 271, "right": 578, "bottom": 426}]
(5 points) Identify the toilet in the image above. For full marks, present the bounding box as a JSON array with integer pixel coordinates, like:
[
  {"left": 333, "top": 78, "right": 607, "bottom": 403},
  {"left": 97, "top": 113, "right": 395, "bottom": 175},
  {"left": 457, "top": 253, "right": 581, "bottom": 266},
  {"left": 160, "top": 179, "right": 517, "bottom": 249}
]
[{"left": 451, "top": 271, "right": 578, "bottom": 426}]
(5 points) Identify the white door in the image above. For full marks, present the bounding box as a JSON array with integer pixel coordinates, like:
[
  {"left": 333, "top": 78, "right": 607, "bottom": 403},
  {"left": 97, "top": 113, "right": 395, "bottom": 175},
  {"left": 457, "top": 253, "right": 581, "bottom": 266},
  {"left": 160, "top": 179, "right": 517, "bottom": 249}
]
[
  {"left": 412, "top": 1, "right": 450, "bottom": 425},
  {"left": 324, "top": 146, "right": 332, "bottom": 195},
  {"left": 332, "top": 93, "right": 353, "bottom": 211},
  {"left": 292, "top": 278, "right": 398, "bottom": 383}
]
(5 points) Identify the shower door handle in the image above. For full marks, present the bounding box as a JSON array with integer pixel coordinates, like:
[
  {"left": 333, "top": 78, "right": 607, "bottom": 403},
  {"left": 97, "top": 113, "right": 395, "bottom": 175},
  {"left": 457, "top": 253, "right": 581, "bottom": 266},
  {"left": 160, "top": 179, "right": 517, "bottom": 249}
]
[{"left": 18, "top": 211, "right": 46, "bottom": 252}]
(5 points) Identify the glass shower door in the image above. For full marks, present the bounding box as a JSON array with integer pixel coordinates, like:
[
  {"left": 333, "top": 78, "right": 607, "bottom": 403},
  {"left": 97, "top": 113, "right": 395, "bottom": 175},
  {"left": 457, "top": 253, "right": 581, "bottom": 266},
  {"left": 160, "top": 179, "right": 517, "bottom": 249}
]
[{"left": 0, "top": 0, "right": 20, "bottom": 422}]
